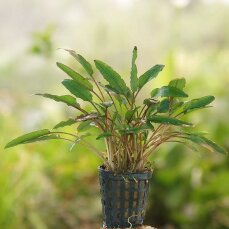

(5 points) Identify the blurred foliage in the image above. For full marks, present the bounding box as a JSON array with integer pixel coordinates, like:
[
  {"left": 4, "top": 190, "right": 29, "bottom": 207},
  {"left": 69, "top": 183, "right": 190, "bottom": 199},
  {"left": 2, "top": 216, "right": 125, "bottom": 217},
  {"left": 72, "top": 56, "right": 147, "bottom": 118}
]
[
  {"left": 1, "top": 0, "right": 229, "bottom": 228},
  {"left": 29, "top": 26, "right": 55, "bottom": 58},
  {"left": 145, "top": 145, "right": 229, "bottom": 229}
]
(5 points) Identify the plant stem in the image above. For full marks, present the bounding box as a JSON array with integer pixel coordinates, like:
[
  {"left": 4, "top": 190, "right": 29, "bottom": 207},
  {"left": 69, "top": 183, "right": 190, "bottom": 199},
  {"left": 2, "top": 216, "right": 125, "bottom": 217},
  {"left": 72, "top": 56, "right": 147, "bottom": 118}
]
[
  {"left": 91, "top": 76, "right": 105, "bottom": 101},
  {"left": 90, "top": 102, "right": 101, "bottom": 114},
  {"left": 138, "top": 104, "right": 146, "bottom": 118},
  {"left": 92, "top": 90, "right": 103, "bottom": 102},
  {"left": 80, "top": 138, "right": 104, "bottom": 160},
  {"left": 57, "top": 137, "right": 76, "bottom": 143},
  {"left": 107, "top": 91, "right": 119, "bottom": 114},
  {"left": 51, "top": 131, "right": 78, "bottom": 138}
]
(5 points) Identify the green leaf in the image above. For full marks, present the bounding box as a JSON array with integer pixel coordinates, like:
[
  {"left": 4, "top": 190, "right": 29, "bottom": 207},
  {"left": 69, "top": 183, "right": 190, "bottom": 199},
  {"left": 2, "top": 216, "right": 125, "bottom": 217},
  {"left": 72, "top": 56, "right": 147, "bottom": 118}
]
[
  {"left": 5, "top": 129, "right": 50, "bottom": 148},
  {"left": 119, "top": 126, "right": 149, "bottom": 135},
  {"left": 76, "top": 54, "right": 94, "bottom": 76},
  {"left": 62, "top": 79, "right": 92, "bottom": 102},
  {"left": 157, "top": 99, "right": 170, "bottom": 113},
  {"left": 100, "top": 85, "right": 128, "bottom": 107},
  {"left": 130, "top": 46, "right": 138, "bottom": 92},
  {"left": 170, "top": 101, "right": 184, "bottom": 114},
  {"left": 148, "top": 115, "right": 193, "bottom": 126},
  {"left": 169, "top": 78, "right": 186, "bottom": 90},
  {"left": 151, "top": 86, "right": 188, "bottom": 98},
  {"left": 96, "top": 132, "right": 113, "bottom": 140},
  {"left": 94, "top": 102, "right": 106, "bottom": 113},
  {"left": 183, "top": 96, "right": 215, "bottom": 112},
  {"left": 100, "top": 84, "right": 128, "bottom": 105},
  {"left": 98, "top": 83, "right": 115, "bottom": 94},
  {"left": 116, "top": 95, "right": 128, "bottom": 106},
  {"left": 144, "top": 99, "right": 159, "bottom": 117},
  {"left": 36, "top": 94, "right": 80, "bottom": 108},
  {"left": 24, "top": 134, "right": 60, "bottom": 143},
  {"left": 181, "top": 133, "right": 227, "bottom": 155},
  {"left": 77, "top": 120, "right": 93, "bottom": 132},
  {"left": 62, "top": 49, "right": 93, "bottom": 76},
  {"left": 111, "top": 111, "right": 121, "bottom": 130},
  {"left": 94, "top": 60, "right": 130, "bottom": 96},
  {"left": 146, "top": 120, "right": 154, "bottom": 130},
  {"left": 125, "top": 107, "right": 139, "bottom": 122},
  {"left": 53, "top": 118, "right": 76, "bottom": 129},
  {"left": 138, "top": 64, "right": 164, "bottom": 89},
  {"left": 125, "top": 110, "right": 135, "bottom": 122},
  {"left": 150, "top": 88, "right": 159, "bottom": 97},
  {"left": 57, "top": 62, "right": 93, "bottom": 90},
  {"left": 112, "top": 111, "right": 119, "bottom": 122},
  {"left": 177, "top": 141, "right": 199, "bottom": 152}
]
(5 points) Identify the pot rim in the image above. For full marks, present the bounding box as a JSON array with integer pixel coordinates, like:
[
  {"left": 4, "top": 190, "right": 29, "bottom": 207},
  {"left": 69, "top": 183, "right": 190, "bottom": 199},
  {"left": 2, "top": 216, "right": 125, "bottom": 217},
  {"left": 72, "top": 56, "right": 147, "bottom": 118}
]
[{"left": 98, "top": 165, "right": 153, "bottom": 179}]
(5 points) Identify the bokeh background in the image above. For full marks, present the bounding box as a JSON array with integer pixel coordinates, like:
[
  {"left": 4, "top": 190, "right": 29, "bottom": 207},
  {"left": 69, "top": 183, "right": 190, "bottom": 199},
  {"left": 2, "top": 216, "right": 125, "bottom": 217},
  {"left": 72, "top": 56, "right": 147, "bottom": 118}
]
[{"left": 0, "top": 0, "right": 229, "bottom": 228}]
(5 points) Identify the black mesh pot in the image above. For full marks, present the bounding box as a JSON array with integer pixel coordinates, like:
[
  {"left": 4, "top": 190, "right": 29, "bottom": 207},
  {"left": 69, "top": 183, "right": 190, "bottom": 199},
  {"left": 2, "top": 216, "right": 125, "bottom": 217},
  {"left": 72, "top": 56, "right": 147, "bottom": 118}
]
[{"left": 98, "top": 167, "right": 152, "bottom": 228}]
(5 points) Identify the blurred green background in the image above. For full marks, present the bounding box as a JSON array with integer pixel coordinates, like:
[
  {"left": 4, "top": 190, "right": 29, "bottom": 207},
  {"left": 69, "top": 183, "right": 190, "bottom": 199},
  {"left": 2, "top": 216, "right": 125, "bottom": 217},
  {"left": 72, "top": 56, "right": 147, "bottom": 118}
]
[{"left": 0, "top": 0, "right": 229, "bottom": 228}]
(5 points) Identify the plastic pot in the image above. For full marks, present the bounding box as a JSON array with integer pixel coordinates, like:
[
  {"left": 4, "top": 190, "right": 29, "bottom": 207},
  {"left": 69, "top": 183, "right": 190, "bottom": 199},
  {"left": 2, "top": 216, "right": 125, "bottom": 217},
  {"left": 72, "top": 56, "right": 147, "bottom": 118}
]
[{"left": 98, "top": 166, "right": 152, "bottom": 228}]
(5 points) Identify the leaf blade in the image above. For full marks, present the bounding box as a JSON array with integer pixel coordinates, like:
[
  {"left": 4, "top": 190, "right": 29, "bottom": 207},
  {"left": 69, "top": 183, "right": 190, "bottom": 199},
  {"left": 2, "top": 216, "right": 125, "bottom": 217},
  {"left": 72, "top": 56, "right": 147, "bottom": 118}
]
[
  {"left": 77, "top": 120, "right": 93, "bottom": 132},
  {"left": 5, "top": 129, "right": 50, "bottom": 148},
  {"left": 130, "top": 46, "right": 138, "bottom": 92},
  {"left": 148, "top": 115, "right": 193, "bottom": 126},
  {"left": 157, "top": 99, "right": 170, "bottom": 113},
  {"left": 183, "top": 96, "right": 215, "bottom": 112},
  {"left": 23, "top": 134, "right": 60, "bottom": 143},
  {"left": 94, "top": 60, "right": 130, "bottom": 96},
  {"left": 36, "top": 93, "right": 80, "bottom": 108},
  {"left": 169, "top": 78, "right": 186, "bottom": 90},
  {"left": 62, "top": 79, "right": 93, "bottom": 102},
  {"left": 151, "top": 86, "right": 188, "bottom": 98},
  {"left": 181, "top": 133, "right": 227, "bottom": 155},
  {"left": 119, "top": 126, "right": 150, "bottom": 135},
  {"left": 125, "top": 106, "right": 140, "bottom": 122},
  {"left": 96, "top": 132, "right": 113, "bottom": 140},
  {"left": 53, "top": 119, "right": 76, "bottom": 129},
  {"left": 57, "top": 62, "right": 93, "bottom": 90},
  {"left": 62, "top": 49, "right": 94, "bottom": 76},
  {"left": 138, "top": 64, "right": 164, "bottom": 89}
]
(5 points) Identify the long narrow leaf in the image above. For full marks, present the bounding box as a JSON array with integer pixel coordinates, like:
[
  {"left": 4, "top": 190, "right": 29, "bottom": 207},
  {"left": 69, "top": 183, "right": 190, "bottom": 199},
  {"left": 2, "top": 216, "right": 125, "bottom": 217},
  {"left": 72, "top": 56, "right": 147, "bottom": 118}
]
[
  {"left": 180, "top": 133, "right": 227, "bottom": 155},
  {"left": 130, "top": 46, "right": 138, "bottom": 92},
  {"left": 169, "top": 78, "right": 186, "bottom": 90},
  {"left": 125, "top": 107, "right": 139, "bottom": 122},
  {"left": 151, "top": 86, "right": 188, "bottom": 98},
  {"left": 62, "top": 79, "right": 92, "bottom": 102},
  {"left": 23, "top": 134, "right": 60, "bottom": 143},
  {"left": 77, "top": 120, "right": 93, "bottom": 132},
  {"left": 119, "top": 126, "right": 150, "bottom": 135},
  {"left": 94, "top": 60, "right": 130, "bottom": 96},
  {"left": 62, "top": 49, "right": 94, "bottom": 76},
  {"left": 53, "top": 119, "right": 76, "bottom": 129},
  {"left": 5, "top": 129, "right": 51, "bottom": 148},
  {"left": 96, "top": 132, "right": 113, "bottom": 140},
  {"left": 138, "top": 64, "right": 164, "bottom": 89},
  {"left": 148, "top": 115, "right": 193, "bottom": 126},
  {"left": 183, "top": 96, "right": 215, "bottom": 112},
  {"left": 170, "top": 101, "right": 184, "bottom": 114},
  {"left": 57, "top": 62, "right": 93, "bottom": 90},
  {"left": 36, "top": 93, "right": 80, "bottom": 108}
]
